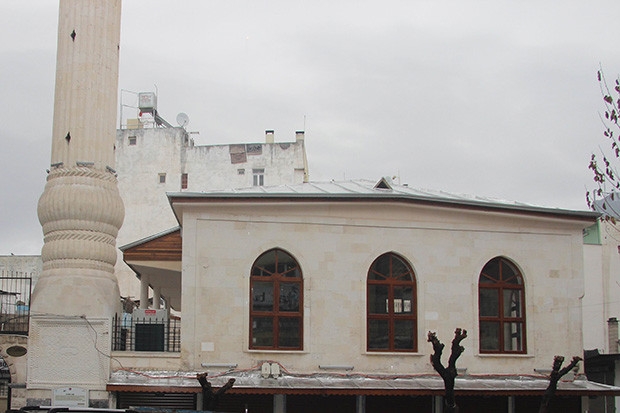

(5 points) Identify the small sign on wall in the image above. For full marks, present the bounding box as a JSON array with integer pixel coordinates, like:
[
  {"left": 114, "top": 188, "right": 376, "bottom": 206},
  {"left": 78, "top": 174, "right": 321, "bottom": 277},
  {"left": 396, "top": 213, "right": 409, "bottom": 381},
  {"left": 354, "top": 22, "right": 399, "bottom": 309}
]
[{"left": 52, "top": 387, "right": 88, "bottom": 407}]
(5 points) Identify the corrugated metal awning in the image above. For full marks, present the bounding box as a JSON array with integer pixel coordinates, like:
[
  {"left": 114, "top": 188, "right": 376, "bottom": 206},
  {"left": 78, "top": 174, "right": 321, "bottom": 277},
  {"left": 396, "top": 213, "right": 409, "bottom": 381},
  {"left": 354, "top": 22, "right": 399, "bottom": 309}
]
[{"left": 107, "top": 369, "right": 620, "bottom": 397}]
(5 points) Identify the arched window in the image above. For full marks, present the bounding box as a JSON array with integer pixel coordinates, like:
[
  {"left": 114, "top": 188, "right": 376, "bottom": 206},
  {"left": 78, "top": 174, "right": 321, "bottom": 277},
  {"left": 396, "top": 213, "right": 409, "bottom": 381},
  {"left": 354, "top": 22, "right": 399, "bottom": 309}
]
[
  {"left": 479, "top": 257, "right": 526, "bottom": 353},
  {"left": 367, "top": 253, "right": 417, "bottom": 352},
  {"left": 250, "top": 248, "right": 303, "bottom": 350}
]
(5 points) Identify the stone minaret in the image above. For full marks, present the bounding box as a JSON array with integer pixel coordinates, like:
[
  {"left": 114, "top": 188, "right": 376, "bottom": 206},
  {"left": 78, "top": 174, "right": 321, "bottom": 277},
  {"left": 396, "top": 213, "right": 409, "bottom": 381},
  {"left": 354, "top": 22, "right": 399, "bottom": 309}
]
[{"left": 28, "top": 0, "right": 123, "bottom": 407}]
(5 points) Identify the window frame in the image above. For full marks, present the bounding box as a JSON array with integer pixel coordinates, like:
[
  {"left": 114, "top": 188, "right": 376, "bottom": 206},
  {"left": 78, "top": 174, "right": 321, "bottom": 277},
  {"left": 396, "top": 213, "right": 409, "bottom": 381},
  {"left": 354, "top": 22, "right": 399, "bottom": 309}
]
[
  {"left": 249, "top": 248, "right": 303, "bottom": 351},
  {"left": 181, "top": 173, "right": 188, "bottom": 189},
  {"left": 366, "top": 252, "right": 417, "bottom": 352},
  {"left": 253, "top": 169, "right": 265, "bottom": 186},
  {"left": 478, "top": 256, "right": 527, "bottom": 354}
]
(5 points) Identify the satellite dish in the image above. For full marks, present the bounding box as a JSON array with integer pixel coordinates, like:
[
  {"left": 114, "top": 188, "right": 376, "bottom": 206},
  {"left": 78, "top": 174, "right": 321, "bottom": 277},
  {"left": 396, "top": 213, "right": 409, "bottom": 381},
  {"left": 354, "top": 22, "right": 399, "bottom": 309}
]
[{"left": 176, "top": 112, "right": 190, "bottom": 128}]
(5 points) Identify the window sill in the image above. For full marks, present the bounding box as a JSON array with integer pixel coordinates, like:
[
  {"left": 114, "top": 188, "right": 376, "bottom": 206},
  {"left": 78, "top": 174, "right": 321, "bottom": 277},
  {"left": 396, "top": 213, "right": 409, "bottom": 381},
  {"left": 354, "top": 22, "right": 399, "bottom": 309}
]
[
  {"left": 364, "top": 351, "right": 425, "bottom": 357},
  {"left": 111, "top": 351, "right": 181, "bottom": 357},
  {"left": 246, "top": 349, "right": 307, "bottom": 354},
  {"left": 476, "top": 353, "right": 533, "bottom": 358}
]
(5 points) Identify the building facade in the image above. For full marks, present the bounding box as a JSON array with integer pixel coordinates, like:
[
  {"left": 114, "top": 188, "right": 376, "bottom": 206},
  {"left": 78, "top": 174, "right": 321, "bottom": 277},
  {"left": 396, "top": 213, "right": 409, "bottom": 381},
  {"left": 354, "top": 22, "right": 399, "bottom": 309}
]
[
  {"left": 109, "top": 178, "right": 617, "bottom": 413},
  {"left": 114, "top": 126, "right": 309, "bottom": 301},
  {"left": 583, "top": 218, "right": 620, "bottom": 411}
]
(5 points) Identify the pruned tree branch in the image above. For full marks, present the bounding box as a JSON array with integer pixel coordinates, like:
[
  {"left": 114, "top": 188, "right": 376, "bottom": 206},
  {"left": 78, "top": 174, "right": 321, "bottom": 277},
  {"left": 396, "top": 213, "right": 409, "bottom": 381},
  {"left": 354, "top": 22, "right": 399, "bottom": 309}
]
[
  {"left": 428, "top": 328, "right": 467, "bottom": 413},
  {"left": 538, "top": 355, "right": 582, "bottom": 413},
  {"left": 197, "top": 372, "right": 236, "bottom": 411}
]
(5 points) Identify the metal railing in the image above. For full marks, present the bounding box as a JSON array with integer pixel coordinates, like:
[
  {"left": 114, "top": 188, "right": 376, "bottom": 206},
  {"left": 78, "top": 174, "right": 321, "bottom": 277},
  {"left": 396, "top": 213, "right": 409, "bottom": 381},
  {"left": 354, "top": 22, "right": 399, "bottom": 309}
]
[
  {"left": 112, "top": 313, "right": 180, "bottom": 352},
  {"left": 0, "top": 272, "right": 32, "bottom": 335}
]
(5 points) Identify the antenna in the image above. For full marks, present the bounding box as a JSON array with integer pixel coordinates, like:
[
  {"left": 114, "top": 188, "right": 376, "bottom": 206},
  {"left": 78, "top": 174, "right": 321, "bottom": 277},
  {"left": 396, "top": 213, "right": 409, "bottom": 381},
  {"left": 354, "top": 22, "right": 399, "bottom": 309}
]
[{"left": 176, "top": 112, "right": 190, "bottom": 128}]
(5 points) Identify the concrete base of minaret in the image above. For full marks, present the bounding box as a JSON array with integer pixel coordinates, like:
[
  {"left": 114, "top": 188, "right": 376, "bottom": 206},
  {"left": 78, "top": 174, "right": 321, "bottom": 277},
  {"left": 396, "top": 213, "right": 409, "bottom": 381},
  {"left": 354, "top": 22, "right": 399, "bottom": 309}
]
[{"left": 26, "top": 316, "right": 112, "bottom": 399}]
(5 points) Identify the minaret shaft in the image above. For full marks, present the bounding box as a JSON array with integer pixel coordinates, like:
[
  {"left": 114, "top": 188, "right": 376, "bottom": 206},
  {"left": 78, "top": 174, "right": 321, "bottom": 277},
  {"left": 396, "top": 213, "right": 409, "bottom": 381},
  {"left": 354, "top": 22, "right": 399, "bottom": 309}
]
[
  {"left": 51, "top": 1, "right": 121, "bottom": 169},
  {"left": 28, "top": 0, "right": 124, "bottom": 403}
]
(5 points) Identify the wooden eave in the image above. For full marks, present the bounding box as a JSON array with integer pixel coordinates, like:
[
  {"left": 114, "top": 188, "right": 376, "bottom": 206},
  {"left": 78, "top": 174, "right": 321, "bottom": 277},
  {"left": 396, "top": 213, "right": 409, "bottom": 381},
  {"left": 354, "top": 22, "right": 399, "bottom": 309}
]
[{"left": 123, "top": 229, "right": 182, "bottom": 262}]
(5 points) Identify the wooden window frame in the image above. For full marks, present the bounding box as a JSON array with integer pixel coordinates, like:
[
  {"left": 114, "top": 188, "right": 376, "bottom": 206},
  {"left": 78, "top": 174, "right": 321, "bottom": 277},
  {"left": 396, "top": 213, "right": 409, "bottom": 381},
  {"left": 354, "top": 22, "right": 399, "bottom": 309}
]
[
  {"left": 478, "top": 256, "right": 527, "bottom": 354},
  {"left": 250, "top": 248, "right": 303, "bottom": 350},
  {"left": 366, "top": 252, "right": 417, "bottom": 352}
]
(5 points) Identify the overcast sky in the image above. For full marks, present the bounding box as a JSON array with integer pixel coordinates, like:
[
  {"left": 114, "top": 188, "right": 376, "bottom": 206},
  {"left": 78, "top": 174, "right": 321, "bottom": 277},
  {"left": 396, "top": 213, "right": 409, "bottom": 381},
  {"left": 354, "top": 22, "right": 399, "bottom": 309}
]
[{"left": 1, "top": 1, "right": 620, "bottom": 255}]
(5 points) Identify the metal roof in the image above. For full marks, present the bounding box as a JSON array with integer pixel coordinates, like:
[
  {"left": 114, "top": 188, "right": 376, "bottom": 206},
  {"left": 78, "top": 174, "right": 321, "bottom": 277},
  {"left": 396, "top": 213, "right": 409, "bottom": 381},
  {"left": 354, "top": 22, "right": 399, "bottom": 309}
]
[
  {"left": 167, "top": 178, "right": 599, "bottom": 220},
  {"left": 107, "top": 369, "right": 620, "bottom": 396}
]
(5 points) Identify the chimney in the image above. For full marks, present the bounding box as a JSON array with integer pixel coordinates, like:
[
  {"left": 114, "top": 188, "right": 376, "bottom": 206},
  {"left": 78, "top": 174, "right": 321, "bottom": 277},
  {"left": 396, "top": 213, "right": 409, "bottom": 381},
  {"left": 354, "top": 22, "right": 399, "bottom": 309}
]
[
  {"left": 609, "top": 317, "right": 619, "bottom": 353},
  {"left": 296, "top": 130, "right": 305, "bottom": 142},
  {"left": 265, "top": 130, "right": 274, "bottom": 144}
]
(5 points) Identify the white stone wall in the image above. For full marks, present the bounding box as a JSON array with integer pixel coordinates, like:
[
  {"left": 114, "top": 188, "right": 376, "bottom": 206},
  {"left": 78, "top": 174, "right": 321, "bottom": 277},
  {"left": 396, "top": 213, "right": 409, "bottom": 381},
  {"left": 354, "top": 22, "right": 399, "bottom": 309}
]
[
  {"left": 583, "top": 221, "right": 620, "bottom": 353},
  {"left": 114, "top": 127, "right": 307, "bottom": 301},
  {"left": 583, "top": 243, "right": 606, "bottom": 351},
  {"left": 178, "top": 200, "right": 588, "bottom": 376},
  {"left": 0, "top": 255, "right": 41, "bottom": 281}
]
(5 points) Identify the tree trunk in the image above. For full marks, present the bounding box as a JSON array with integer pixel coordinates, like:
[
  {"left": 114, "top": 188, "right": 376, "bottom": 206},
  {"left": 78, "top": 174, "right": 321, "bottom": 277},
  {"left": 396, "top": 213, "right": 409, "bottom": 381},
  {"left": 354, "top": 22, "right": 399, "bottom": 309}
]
[
  {"left": 197, "top": 372, "right": 236, "bottom": 411},
  {"left": 428, "top": 328, "right": 467, "bottom": 413},
  {"left": 538, "top": 355, "right": 581, "bottom": 413}
]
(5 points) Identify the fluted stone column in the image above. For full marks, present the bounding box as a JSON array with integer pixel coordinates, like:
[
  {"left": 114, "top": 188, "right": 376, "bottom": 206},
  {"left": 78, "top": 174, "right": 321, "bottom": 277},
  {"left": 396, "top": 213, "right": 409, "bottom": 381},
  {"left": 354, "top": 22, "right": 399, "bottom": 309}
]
[{"left": 28, "top": 0, "right": 123, "bottom": 406}]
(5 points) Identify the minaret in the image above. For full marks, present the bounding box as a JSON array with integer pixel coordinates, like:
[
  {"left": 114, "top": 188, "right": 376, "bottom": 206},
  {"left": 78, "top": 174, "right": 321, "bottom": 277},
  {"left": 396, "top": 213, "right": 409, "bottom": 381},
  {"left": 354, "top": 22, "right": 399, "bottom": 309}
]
[{"left": 28, "top": 0, "right": 123, "bottom": 406}]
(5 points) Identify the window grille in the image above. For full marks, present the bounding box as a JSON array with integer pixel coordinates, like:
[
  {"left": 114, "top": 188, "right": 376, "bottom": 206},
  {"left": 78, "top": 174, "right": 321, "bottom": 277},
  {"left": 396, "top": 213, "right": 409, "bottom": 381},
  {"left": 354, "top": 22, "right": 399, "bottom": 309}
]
[{"left": 112, "top": 313, "right": 180, "bottom": 352}]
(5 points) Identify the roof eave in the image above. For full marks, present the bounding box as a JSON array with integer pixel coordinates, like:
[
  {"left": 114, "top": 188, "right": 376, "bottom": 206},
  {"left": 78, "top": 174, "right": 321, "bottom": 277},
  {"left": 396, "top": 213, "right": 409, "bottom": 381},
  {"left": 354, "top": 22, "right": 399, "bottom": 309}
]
[{"left": 167, "top": 192, "right": 599, "bottom": 222}]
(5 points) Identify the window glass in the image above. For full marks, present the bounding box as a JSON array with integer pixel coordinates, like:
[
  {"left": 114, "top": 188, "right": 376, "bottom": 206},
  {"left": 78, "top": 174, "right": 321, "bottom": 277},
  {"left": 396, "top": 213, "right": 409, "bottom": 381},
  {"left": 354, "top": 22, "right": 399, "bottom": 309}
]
[
  {"left": 181, "top": 173, "right": 188, "bottom": 189},
  {"left": 392, "top": 259, "right": 411, "bottom": 281},
  {"left": 252, "top": 281, "right": 274, "bottom": 312},
  {"left": 368, "top": 319, "right": 389, "bottom": 350},
  {"left": 279, "top": 283, "right": 300, "bottom": 312},
  {"left": 393, "top": 286, "right": 413, "bottom": 314},
  {"left": 479, "top": 257, "right": 526, "bottom": 354},
  {"left": 369, "top": 255, "right": 390, "bottom": 280},
  {"left": 252, "top": 250, "right": 277, "bottom": 275},
  {"left": 250, "top": 249, "right": 303, "bottom": 350},
  {"left": 394, "top": 320, "right": 415, "bottom": 350},
  {"left": 501, "top": 261, "right": 518, "bottom": 283},
  {"left": 367, "top": 253, "right": 417, "bottom": 352},
  {"left": 278, "top": 318, "right": 301, "bottom": 348},
  {"left": 368, "top": 285, "right": 389, "bottom": 314},
  {"left": 503, "top": 322, "right": 523, "bottom": 352},
  {"left": 503, "top": 289, "right": 522, "bottom": 317},
  {"left": 480, "top": 321, "right": 500, "bottom": 351},
  {"left": 479, "top": 288, "right": 499, "bottom": 317},
  {"left": 252, "top": 317, "right": 273, "bottom": 347},
  {"left": 253, "top": 169, "right": 265, "bottom": 186}
]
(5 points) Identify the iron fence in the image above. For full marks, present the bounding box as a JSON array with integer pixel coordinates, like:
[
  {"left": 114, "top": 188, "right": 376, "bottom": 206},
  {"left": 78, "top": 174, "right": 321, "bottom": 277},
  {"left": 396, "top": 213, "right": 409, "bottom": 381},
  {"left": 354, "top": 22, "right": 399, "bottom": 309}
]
[
  {"left": 112, "top": 313, "right": 180, "bottom": 352},
  {"left": 0, "top": 271, "right": 31, "bottom": 335}
]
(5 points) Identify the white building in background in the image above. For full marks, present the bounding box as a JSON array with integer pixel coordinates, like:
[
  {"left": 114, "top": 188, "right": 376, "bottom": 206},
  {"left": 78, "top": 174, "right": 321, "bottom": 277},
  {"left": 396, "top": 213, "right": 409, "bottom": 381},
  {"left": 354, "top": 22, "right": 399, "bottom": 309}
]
[
  {"left": 582, "top": 217, "right": 620, "bottom": 412},
  {"left": 114, "top": 117, "right": 309, "bottom": 301}
]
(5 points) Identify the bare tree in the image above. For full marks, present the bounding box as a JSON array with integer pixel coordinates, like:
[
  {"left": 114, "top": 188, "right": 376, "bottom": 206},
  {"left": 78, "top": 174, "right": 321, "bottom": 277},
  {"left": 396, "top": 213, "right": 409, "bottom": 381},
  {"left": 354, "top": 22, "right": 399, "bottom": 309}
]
[
  {"left": 587, "top": 69, "right": 620, "bottom": 220},
  {"left": 538, "top": 355, "right": 582, "bottom": 413},
  {"left": 428, "top": 328, "right": 468, "bottom": 413},
  {"left": 196, "top": 372, "right": 236, "bottom": 411}
]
